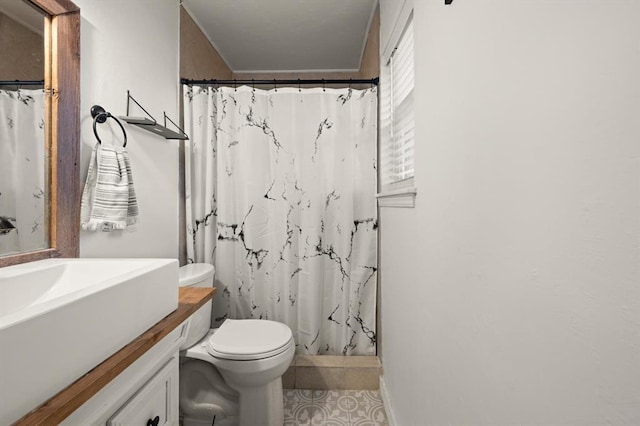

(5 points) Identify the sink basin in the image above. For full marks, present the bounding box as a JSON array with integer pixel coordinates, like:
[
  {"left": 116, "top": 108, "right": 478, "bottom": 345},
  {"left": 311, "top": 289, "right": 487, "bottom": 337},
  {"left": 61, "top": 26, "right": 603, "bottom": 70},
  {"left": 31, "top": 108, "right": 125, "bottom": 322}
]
[{"left": 0, "top": 258, "right": 178, "bottom": 424}]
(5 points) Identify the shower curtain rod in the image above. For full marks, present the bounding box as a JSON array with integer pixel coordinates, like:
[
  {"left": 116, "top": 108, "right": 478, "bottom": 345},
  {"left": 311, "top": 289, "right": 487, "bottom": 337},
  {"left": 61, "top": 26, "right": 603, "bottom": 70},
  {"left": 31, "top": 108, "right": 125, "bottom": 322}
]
[
  {"left": 0, "top": 80, "right": 44, "bottom": 86},
  {"left": 181, "top": 77, "right": 379, "bottom": 86}
]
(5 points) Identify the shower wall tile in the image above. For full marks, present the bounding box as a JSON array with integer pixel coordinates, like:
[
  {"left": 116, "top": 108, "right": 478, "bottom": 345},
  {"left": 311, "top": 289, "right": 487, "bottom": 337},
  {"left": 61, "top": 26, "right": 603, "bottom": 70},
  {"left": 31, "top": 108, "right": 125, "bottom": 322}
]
[
  {"left": 282, "top": 365, "right": 296, "bottom": 389},
  {"left": 297, "top": 354, "right": 345, "bottom": 368},
  {"left": 345, "top": 367, "right": 380, "bottom": 390},
  {"left": 296, "top": 366, "right": 345, "bottom": 390},
  {"left": 288, "top": 355, "right": 381, "bottom": 390},
  {"left": 344, "top": 355, "right": 380, "bottom": 368}
]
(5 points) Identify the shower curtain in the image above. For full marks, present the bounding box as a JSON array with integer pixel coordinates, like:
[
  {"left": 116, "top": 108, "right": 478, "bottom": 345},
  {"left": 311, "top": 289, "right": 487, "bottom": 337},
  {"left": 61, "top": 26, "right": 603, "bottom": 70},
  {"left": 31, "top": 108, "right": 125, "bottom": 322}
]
[
  {"left": 0, "top": 89, "right": 46, "bottom": 256},
  {"left": 184, "top": 85, "right": 378, "bottom": 355}
]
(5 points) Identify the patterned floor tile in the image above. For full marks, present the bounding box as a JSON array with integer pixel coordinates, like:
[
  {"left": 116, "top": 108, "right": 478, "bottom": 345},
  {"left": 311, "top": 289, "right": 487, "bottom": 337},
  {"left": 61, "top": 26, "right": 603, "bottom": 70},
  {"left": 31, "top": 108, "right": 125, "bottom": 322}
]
[
  {"left": 285, "top": 389, "right": 314, "bottom": 403},
  {"left": 306, "top": 390, "right": 350, "bottom": 425},
  {"left": 284, "top": 389, "right": 315, "bottom": 425},
  {"left": 349, "top": 403, "right": 388, "bottom": 426},
  {"left": 312, "top": 389, "right": 343, "bottom": 404},
  {"left": 310, "top": 404, "right": 350, "bottom": 426},
  {"left": 350, "top": 390, "right": 383, "bottom": 404},
  {"left": 335, "top": 391, "right": 361, "bottom": 414},
  {"left": 285, "top": 389, "right": 388, "bottom": 426},
  {"left": 284, "top": 400, "right": 315, "bottom": 425},
  {"left": 346, "top": 390, "right": 388, "bottom": 426}
]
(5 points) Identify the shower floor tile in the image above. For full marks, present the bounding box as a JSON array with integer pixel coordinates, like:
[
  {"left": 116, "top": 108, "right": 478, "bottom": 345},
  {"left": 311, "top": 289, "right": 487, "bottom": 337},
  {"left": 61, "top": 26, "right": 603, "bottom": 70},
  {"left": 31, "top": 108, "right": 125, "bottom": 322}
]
[{"left": 284, "top": 389, "right": 388, "bottom": 426}]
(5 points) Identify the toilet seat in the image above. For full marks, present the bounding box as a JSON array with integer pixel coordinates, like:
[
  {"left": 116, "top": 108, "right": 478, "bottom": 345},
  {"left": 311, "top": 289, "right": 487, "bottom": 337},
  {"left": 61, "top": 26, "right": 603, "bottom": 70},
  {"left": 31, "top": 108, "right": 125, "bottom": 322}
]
[{"left": 206, "top": 319, "right": 293, "bottom": 361}]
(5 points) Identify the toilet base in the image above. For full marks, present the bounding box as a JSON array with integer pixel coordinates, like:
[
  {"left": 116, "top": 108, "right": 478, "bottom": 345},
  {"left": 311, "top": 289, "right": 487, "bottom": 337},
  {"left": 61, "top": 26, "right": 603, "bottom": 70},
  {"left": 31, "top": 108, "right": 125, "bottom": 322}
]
[
  {"left": 179, "top": 356, "right": 239, "bottom": 426},
  {"left": 232, "top": 377, "right": 285, "bottom": 426},
  {"left": 182, "top": 414, "right": 238, "bottom": 426},
  {"left": 184, "top": 329, "right": 294, "bottom": 426}
]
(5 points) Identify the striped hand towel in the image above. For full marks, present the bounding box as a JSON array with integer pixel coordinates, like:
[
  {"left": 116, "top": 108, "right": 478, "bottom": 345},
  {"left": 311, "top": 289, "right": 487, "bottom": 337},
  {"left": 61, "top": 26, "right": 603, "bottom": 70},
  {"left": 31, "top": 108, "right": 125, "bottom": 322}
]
[{"left": 80, "top": 143, "right": 139, "bottom": 231}]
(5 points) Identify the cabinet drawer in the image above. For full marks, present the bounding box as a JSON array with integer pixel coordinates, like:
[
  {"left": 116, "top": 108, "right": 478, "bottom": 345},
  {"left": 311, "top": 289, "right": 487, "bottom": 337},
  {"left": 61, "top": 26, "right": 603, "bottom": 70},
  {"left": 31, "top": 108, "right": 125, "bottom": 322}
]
[{"left": 107, "top": 357, "right": 178, "bottom": 426}]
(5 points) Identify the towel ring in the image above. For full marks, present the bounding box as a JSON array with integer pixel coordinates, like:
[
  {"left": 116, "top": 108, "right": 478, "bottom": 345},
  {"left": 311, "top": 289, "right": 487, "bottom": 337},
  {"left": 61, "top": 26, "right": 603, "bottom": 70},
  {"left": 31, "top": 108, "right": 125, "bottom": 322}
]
[{"left": 91, "top": 105, "right": 127, "bottom": 147}]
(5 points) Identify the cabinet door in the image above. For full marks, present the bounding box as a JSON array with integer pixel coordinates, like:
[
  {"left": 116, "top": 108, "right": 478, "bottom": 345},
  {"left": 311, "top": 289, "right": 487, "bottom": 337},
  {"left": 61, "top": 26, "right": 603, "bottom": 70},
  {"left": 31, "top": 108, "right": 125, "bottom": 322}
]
[{"left": 107, "top": 357, "right": 178, "bottom": 426}]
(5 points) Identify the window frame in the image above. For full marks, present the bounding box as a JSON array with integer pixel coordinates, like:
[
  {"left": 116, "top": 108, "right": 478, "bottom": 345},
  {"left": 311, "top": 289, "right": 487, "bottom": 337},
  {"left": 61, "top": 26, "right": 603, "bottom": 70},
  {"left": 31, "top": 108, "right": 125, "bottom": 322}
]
[{"left": 377, "top": 3, "right": 416, "bottom": 208}]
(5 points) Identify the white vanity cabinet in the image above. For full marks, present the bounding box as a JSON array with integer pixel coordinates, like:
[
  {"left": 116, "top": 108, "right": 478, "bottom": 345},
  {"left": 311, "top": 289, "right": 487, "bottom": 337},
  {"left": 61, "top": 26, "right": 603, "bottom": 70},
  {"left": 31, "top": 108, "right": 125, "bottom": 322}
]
[
  {"left": 108, "top": 356, "right": 178, "bottom": 426},
  {"left": 61, "top": 321, "right": 189, "bottom": 426}
]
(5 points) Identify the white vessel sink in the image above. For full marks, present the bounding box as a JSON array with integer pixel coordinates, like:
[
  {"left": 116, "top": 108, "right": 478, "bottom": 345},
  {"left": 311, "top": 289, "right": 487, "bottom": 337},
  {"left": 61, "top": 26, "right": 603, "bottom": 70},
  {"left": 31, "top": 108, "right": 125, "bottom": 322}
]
[{"left": 0, "top": 258, "right": 179, "bottom": 425}]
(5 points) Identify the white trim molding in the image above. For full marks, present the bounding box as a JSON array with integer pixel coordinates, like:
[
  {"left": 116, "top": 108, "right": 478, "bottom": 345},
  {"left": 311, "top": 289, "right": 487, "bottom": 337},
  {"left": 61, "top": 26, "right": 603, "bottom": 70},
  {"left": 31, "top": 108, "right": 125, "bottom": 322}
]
[
  {"left": 380, "top": 375, "right": 398, "bottom": 426},
  {"left": 232, "top": 68, "right": 361, "bottom": 74},
  {"left": 381, "top": 0, "right": 414, "bottom": 63},
  {"left": 377, "top": 186, "right": 417, "bottom": 208}
]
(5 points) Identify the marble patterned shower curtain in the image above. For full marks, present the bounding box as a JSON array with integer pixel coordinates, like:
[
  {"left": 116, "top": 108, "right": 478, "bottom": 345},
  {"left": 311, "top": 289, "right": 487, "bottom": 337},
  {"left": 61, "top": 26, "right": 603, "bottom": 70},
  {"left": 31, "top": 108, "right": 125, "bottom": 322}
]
[
  {"left": 184, "top": 85, "right": 378, "bottom": 355},
  {"left": 0, "top": 89, "right": 46, "bottom": 255}
]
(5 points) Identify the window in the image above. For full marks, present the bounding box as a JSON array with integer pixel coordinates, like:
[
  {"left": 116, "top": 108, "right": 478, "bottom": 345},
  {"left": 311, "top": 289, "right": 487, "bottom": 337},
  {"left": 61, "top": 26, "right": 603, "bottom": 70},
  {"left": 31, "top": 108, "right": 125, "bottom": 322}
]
[{"left": 378, "top": 13, "right": 416, "bottom": 207}]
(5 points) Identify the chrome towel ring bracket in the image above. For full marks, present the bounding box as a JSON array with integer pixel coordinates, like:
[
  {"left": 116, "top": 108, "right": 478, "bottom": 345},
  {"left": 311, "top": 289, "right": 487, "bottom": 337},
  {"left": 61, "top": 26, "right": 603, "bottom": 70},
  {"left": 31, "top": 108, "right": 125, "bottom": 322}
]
[{"left": 91, "top": 104, "right": 127, "bottom": 147}]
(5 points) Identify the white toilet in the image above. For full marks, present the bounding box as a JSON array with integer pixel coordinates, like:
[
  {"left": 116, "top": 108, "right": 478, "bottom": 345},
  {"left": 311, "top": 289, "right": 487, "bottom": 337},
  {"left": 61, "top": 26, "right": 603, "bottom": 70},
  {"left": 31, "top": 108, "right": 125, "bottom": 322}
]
[{"left": 178, "top": 263, "right": 295, "bottom": 426}]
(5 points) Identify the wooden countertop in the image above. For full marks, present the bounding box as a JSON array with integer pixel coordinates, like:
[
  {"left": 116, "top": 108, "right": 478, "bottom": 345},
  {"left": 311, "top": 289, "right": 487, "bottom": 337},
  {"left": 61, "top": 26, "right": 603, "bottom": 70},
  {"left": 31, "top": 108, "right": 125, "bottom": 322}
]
[{"left": 14, "top": 287, "right": 215, "bottom": 425}]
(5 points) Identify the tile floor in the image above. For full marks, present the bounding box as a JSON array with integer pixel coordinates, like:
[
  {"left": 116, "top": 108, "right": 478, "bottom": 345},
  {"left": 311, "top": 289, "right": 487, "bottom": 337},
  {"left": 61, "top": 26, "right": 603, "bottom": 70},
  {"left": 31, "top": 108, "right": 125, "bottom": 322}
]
[{"left": 284, "top": 389, "right": 388, "bottom": 426}]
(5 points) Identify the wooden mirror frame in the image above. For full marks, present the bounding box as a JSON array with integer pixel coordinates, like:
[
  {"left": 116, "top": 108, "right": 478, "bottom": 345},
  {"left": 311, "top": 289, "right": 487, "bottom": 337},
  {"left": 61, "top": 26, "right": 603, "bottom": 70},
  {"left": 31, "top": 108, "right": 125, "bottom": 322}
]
[{"left": 0, "top": 0, "right": 80, "bottom": 267}]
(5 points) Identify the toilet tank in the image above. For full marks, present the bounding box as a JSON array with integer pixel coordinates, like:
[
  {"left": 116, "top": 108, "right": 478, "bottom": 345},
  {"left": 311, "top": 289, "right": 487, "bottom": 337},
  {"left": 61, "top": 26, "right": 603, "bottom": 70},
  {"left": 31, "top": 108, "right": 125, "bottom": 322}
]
[{"left": 179, "top": 263, "right": 215, "bottom": 350}]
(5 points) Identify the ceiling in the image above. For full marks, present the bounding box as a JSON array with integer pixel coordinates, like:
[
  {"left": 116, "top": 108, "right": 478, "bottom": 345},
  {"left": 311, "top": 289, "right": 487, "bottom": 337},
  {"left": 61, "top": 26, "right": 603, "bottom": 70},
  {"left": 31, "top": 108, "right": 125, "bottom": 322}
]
[{"left": 181, "top": 0, "right": 377, "bottom": 72}]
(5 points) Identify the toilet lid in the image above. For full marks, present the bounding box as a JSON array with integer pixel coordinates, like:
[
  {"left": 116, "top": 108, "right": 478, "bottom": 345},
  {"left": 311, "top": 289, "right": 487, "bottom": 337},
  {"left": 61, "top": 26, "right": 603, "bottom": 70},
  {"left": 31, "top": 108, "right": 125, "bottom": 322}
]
[{"left": 206, "top": 319, "right": 293, "bottom": 361}]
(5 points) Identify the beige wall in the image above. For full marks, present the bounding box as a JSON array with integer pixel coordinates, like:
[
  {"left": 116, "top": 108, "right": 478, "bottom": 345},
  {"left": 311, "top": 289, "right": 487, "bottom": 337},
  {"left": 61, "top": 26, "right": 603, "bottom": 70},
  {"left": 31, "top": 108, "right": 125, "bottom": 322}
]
[
  {"left": 357, "top": 7, "right": 379, "bottom": 80},
  {"left": 180, "top": 6, "right": 232, "bottom": 80},
  {"left": 0, "top": 11, "right": 43, "bottom": 81}
]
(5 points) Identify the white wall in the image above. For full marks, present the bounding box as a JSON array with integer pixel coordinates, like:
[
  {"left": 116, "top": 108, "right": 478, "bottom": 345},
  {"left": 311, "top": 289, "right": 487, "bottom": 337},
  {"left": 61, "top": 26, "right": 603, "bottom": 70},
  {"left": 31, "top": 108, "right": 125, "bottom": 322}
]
[
  {"left": 379, "top": 1, "right": 640, "bottom": 424},
  {"left": 76, "top": 0, "right": 180, "bottom": 259}
]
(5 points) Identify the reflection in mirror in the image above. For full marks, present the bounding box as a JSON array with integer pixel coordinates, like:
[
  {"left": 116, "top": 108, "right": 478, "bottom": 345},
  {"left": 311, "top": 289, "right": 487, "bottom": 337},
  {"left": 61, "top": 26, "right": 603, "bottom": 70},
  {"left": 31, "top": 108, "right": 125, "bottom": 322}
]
[{"left": 0, "top": 0, "right": 47, "bottom": 256}]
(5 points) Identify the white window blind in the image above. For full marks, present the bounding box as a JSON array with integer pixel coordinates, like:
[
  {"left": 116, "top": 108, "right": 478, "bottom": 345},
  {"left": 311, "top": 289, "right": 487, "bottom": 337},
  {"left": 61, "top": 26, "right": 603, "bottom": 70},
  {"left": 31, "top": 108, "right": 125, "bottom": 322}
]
[{"left": 379, "top": 16, "right": 415, "bottom": 193}]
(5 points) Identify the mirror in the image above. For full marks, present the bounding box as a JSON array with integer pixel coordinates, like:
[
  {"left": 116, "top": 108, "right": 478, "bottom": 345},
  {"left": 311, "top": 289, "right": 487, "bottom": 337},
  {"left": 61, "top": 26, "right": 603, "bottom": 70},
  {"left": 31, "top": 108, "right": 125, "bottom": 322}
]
[
  {"left": 0, "top": 0, "right": 80, "bottom": 267},
  {"left": 0, "top": 0, "right": 47, "bottom": 256}
]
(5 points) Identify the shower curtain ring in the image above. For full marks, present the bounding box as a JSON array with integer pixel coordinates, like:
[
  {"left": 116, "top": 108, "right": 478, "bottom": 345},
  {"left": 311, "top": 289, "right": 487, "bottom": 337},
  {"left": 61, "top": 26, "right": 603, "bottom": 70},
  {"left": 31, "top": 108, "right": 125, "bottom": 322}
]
[
  {"left": 234, "top": 79, "right": 237, "bottom": 92},
  {"left": 274, "top": 79, "right": 277, "bottom": 92},
  {"left": 252, "top": 79, "right": 255, "bottom": 92},
  {"left": 298, "top": 78, "right": 301, "bottom": 92},
  {"left": 349, "top": 78, "right": 352, "bottom": 89},
  {"left": 322, "top": 79, "right": 326, "bottom": 92}
]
